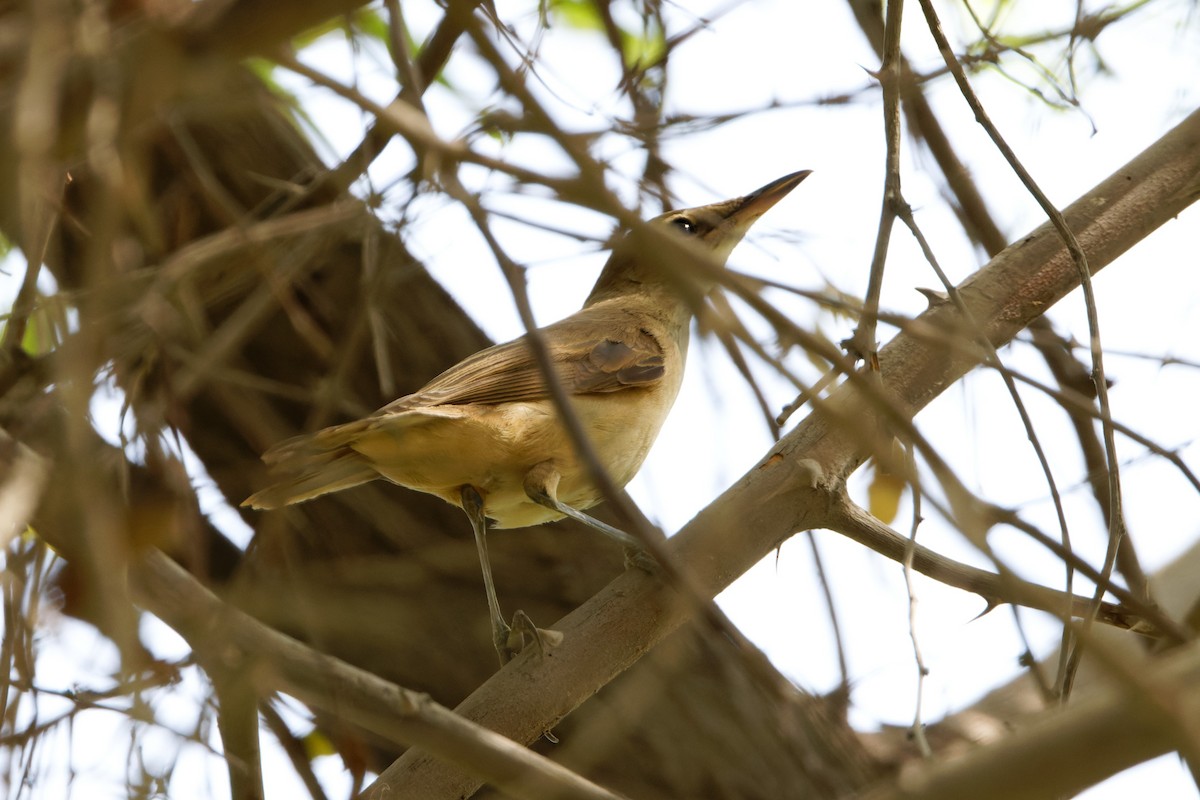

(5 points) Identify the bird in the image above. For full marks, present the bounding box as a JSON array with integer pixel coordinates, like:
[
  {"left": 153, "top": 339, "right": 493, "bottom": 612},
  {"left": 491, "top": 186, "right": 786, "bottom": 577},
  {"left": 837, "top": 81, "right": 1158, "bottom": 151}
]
[{"left": 244, "top": 170, "right": 810, "bottom": 663}]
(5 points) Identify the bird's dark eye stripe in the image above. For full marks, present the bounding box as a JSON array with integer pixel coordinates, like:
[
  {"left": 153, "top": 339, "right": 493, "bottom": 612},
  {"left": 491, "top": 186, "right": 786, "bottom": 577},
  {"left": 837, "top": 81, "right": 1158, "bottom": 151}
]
[{"left": 671, "top": 217, "right": 696, "bottom": 234}]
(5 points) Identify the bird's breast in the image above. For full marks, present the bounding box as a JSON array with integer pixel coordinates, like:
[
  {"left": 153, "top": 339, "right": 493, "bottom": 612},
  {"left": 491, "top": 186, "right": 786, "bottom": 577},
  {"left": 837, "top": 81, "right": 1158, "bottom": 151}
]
[{"left": 351, "top": 357, "right": 685, "bottom": 529}]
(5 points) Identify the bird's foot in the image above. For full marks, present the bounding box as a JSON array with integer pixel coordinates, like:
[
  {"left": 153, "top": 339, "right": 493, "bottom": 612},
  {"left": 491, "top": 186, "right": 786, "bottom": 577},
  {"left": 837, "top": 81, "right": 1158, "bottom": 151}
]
[{"left": 494, "top": 610, "right": 563, "bottom": 665}]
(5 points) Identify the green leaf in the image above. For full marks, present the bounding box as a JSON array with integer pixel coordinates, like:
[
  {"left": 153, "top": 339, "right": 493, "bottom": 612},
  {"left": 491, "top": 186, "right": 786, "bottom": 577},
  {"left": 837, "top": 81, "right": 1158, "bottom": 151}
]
[
  {"left": 292, "top": 8, "right": 388, "bottom": 50},
  {"left": 352, "top": 9, "right": 391, "bottom": 47},
  {"left": 620, "top": 23, "right": 666, "bottom": 71},
  {"left": 550, "top": 0, "right": 604, "bottom": 32}
]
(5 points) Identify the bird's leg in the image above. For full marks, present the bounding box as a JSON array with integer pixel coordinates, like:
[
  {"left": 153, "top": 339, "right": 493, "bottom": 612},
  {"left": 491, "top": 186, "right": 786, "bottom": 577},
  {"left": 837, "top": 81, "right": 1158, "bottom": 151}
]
[
  {"left": 523, "top": 462, "right": 657, "bottom": 572},
  {"left": 460, "top": 485, "right": 514, "bottom": 664},
  {"left": 460, "top": 485, "right": 561, "bottom": 665}
]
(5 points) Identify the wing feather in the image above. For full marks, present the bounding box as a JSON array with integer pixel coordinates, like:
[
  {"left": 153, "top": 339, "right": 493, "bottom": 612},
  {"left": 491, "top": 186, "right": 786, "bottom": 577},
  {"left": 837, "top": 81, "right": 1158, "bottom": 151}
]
[{"left": 381, "top": 307, "right": 666, "bottom": 412}]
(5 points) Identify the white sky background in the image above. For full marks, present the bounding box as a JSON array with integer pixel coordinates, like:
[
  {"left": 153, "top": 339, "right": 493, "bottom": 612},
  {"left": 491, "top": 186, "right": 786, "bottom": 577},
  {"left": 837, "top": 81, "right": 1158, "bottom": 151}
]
[{"left": 11, "top": 0, "right": 1200, "bottom": 798}]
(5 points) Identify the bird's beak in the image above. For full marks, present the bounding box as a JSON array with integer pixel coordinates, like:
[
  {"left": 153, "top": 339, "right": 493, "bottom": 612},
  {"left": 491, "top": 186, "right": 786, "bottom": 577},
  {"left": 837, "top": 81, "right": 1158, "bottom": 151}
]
[
  {"left": 591, "top": 169, "right": 811, "bottom": 305},
  {"left": 727, "top": 169, "right": 812, "bottom": 225},
  {"left": 693, "top": 169, "right": 810, "bottom": 261}
]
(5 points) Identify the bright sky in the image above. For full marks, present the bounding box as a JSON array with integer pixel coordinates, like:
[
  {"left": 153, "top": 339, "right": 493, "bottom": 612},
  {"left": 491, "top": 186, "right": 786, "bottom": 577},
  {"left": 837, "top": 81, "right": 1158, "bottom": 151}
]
[{"left": 12, "top": 1, "right": 1200, "bottom": 798}]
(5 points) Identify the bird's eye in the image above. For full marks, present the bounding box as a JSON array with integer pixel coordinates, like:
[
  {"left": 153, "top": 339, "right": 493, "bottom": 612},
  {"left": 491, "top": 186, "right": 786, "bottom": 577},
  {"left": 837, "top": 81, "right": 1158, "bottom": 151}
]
[{"left": 671, "top": 217, "right": 696, "bottom": 235}]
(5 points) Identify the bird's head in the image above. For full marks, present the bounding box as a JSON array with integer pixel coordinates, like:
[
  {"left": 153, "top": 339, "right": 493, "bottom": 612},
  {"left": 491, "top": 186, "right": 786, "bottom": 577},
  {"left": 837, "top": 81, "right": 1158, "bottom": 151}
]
[
  {"left": 586, "top": 170, "right": 811, "bottom": 307},
  {"left": 654, "top": 169, "right": 812, "bottom": 262}
]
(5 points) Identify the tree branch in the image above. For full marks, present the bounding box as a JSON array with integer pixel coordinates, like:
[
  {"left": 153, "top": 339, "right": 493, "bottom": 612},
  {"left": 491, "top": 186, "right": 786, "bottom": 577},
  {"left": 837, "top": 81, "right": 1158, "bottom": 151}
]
[
  {"left": 853, "top": 632, "right": 1200, "bottom": 800},
  {"left": 184, "top": 0, "right": 375, "bottom": 57},
  {"left": 368, "top": 105, "right": 1200, "bottom": 797},
  {"left": 825, "top": 497, "right": 1147, "bottom": 632},
  {"left": 129, "top": 550, "right": 628, "bottom": 800}
]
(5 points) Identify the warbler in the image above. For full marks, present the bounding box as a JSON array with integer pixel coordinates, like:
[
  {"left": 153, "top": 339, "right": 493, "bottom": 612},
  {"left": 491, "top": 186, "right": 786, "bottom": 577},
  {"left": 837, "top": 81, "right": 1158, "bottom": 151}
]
[{"left": 245, "top": 170, "right": 809, "bottom": 662}]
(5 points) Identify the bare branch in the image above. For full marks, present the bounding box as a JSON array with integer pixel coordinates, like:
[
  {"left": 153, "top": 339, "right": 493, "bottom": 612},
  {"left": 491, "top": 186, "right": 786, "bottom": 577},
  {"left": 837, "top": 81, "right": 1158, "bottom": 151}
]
[
  {"left": 916, "top": 0, "right": 1129, "bottom": 697},
  {"left": 129, "top": 550, "right": 628, "bottom": 800},
  {"left": 854, "top": 632, "right": 1200, "bottom": 800},
  {"left": 370, "top": 102, "right": 1200, "bottom": 800},
  {"left": 826, "top": 497, "right": 1146, "bottom": 633},
  {"left": 840, "top": 0, "right": 905, "bottom": 365}
]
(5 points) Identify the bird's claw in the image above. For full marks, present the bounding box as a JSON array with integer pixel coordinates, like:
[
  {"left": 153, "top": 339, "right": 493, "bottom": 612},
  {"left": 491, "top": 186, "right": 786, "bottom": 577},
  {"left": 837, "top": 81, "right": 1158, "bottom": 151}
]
[{"left": 495, "top": 610, "right": 563, "bottom": 665}]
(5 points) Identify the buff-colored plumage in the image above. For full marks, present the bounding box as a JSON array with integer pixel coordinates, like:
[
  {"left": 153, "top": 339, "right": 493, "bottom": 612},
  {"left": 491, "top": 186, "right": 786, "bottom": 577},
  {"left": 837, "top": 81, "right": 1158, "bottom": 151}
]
[{"left": 245, "top": 170, "right": 809, "bottom": 662}]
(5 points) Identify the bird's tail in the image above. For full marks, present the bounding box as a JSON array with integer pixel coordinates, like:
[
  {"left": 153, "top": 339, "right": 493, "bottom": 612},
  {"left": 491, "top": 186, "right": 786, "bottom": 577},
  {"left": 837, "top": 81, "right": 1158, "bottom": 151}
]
[{"left": 242, "top": 420, "right": 379, "bottom": 509}]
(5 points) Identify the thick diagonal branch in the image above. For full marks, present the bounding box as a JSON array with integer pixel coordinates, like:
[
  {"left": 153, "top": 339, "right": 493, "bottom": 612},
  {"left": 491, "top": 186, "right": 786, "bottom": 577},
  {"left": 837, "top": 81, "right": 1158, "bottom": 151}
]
[{"left": 370, "top": 106, "right": 1200, "bottom": 798}]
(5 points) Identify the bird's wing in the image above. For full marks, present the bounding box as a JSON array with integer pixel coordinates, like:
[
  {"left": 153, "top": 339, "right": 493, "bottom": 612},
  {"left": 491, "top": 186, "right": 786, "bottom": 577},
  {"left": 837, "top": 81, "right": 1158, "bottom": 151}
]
[{"left": 382, "top": 313, "right": 666, "bottom": 411}]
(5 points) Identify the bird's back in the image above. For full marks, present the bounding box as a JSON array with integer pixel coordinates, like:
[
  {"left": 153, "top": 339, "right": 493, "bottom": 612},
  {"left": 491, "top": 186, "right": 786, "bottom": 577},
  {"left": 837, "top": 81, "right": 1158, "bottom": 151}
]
[{"left": 243, "top": 298, "right": 687, "bottom": 523}]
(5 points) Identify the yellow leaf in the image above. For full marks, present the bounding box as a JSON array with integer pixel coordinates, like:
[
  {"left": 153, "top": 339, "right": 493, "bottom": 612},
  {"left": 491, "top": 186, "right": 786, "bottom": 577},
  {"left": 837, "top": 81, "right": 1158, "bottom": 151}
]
[
  {"left": 302, "top": 729, "right": 337, "bottom": 759},
  {"left": 868, "top": 466, "right": 906, "bottom": 524}
]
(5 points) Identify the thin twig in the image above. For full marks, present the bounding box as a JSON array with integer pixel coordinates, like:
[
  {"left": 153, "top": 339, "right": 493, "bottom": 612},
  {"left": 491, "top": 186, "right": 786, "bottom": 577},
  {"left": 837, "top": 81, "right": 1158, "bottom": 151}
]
[
  {"left": 890, "top": 200, "right": 1081, "bottom": 692},
  {"left": 1028, "top": 319, "right": 1150, "bottom": 603},
  {"left": 827, "top": 497, "right": 1152, "bottom": 635},
  {"left": 917, "top": 0, "right": 1129, "bottom": 700},
  {"left": 901, "top": 442, "right": 933, "bottom": 757},
  {"left": 130, "top": 550, "right": 629, "bottom": 800},
  {"left": 841, "top": 0, "right": 905, "bottom": 366},
  {"left": 260, "top": 701, "right": 330, "bottom": 800},
  {"left": 855, "top": 632, "right": 1200, "bottom": 800},
  {"left": 704, "top": 291, "right": 781, "bottom": 439},
  {"left": 805, "top": 531, "right": 851, "bottom": 694}
]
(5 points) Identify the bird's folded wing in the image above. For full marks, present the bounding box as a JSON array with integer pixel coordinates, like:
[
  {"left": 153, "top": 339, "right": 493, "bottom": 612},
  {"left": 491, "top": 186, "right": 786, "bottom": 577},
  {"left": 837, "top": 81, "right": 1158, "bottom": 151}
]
[{"left": 382, "top": 315, "right": 666, "bottom": 412}]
